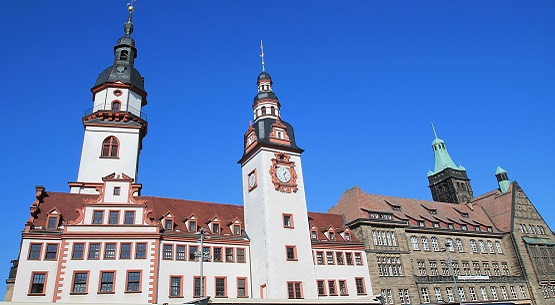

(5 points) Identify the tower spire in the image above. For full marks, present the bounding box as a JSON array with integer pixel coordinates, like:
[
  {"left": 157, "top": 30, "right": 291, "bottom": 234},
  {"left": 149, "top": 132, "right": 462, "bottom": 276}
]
[
  {"left": 124, "top": 1, "right": 135, "bottom": 37},
  {"left": 260, "top": 40, "right": 266, "bottom": 72},
  {"left": 431, "top": 122, "right": 438, "bottom": 139}
]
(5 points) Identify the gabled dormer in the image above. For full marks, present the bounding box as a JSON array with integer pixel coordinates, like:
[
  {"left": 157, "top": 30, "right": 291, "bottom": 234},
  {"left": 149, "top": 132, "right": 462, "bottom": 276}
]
[
  {"left": 160, "top": 212, "right": 175, "bottom": 231},
  {"left": 340, "top": 227, "right": 353, "bottom": 241},
  {"left": 185, "top": 214, "right": 198, "bottom": 233},
  {"left": 46, "top": 208, "right": 62, "bottom": 230},
  {"left": 207, "top": 216, "right": 221, "bottom": 234},
  {"left": 228, "top": 218, "right": 243, "bottom": 235},
  {"left": 324, "top": 225, "right": 337, "bottom": 241}
]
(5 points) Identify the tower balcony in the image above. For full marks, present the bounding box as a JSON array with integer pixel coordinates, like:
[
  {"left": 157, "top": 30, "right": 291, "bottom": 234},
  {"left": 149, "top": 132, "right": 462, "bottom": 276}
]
[{"left": 84, "top": 104, "right": 147, "bottom": 121}]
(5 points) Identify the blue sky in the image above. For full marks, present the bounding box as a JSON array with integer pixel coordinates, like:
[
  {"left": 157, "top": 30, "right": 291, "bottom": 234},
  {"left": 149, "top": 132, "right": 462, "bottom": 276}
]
[{"left": 1, "top": 0, "right": 554, "bottom": 293}]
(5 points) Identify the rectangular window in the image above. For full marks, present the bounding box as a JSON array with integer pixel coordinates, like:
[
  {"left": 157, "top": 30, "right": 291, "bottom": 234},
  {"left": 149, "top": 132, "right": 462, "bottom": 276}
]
[
  {"left": 328, "top": 280, "right": 337, "bottom": 295},
  {"left": 215, "top": 277, "right": 227, "bottom": 297},
  {"left": 336, "top": 252, "right": 344, "bottom": 265},
  {"left": 113, "top": 186, "right": 121, "bottom": 195},
  {"left": 355, "top": 252, "right": 363, "bottom": 265},
  {"left": 30, "top": 272, "right": 47, "bottom": 294},
  {"left": 316, "top": 252, "right": 324, "bottom": 265},
  {"left": 225, "top": 248, "right": 234, "bottom": 262},
  {"left": 120, "top": 243, "right": 131, "bottom": 259},
  {"left": 519, "top": 286, "right": 527, "bottom": 298},
  {"left": 317, "top": 280, "right": 326, "bottom": 296},
  {"left": 421, "top": 287, "right": 430, "bottom": 303},
  {"left": 124, "top": 211, "right": 135, "bottom": 224},
  {"left": 189, "top": 221, "right": 197, "bottom": 232},
  {"left": 233, "top": 225, "right": 241, "bottom": 235},
  {"left": 93, "top": 210, "right": 104, "bottom": 224},
  {"left": 446, "top": 287, "right": 454, "bottom": 302},
  {"left": 346, "top": 252, "right": 353, "bottom": 265},
  {"left": 212, "top": 223, "right": 219, "bottom": 234},
  {"left": 213, "top": 247, "right": 222, "bottom": 262},
  {"left": 326, "top": 252, "right": 335, "bottom": 264},
  {"left": 458, "top": 287, "right": 466, "bottom": 301},
  {"left": 28, "top": 243, "right": 42, "bottom": 260},
  {"left": 237, "top": 277, "right": 247, "bottom": 297},
  {"left": 47, "top": 216, "right": 58, "bottom": 229},
  {"left": 109, "top": 211, "right": 119, "bottom": 224},
  {"left": 480, "top": 286, "right": 488, "bottom": 300},
  {"left": 491, "top": 286, "right": 498, "bottom": 300},
  {"left": 104, "top": 243, "right": 116, "bottom": 259},
  {"left": 469, "top": 286, "right": 477, "bottom": 301},
  {"left": 136, "top": 243, "right": 147, "bottom": 259},
  {"left": 510, "top": 286, "right": 518, "bottom": 299},
  {"left": 286, "top": 246, "right": 297, "bottom": 261},
  {"left": 176, "top": 245, "right": 186, "bottom": 261},
  {"left": 72, "top": 243, "right": 85, "bottom": 259},
  {"left": 283, "top": 214, "right": 293, "bottom": 228},
  {"left": 189, "top": 246, "right": 198, "bottom": 261},
  {"left": 99, "top": 271, "right": 114, "bottom": 293},
  {"left": 193, "top": 276, "right": 206, "bottom": 297},
  {"left": 163, "top": 244, "right": 173, "bottom": 260},
  {"left": 72, "top": 271, "right": 88, "bottom": 293},
  {"left": 434, "top": 287, "right": 443, "bottom": 302},
  {"left": 165, "top": 219, "right": 173, "bottom": 231},
  {"left": 411, "top": 236, "right": 419, "bottom": 250},
  {"left": 338, "top": 280, "right": 348, "bottom": 295},
  {"left": 287, "top": 282, "right": 303, "bottom": 299},
  {"left": 237, "top": 248, "right": 246, "bottom": 263},
  {"left": 170, "top": 276, "right": 182, "bottom": 297},
  {"left": 355, "top": 278, "right": 366, "bottom": 295},
  {"left": 45, "top": 244, "right": 58, "bottom": 260},
  {"left": 500, "top": 286, "right": 508, "bottom": 299},
  {"left": 126, "top": 271, "right": 141, "bottom": 292},
  {"left": 88, "top": 243, "right": 100, "bottom": 259}
]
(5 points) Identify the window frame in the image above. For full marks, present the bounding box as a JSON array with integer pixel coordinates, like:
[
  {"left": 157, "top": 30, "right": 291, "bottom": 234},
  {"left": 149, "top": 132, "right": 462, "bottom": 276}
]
[
  {"left": 163, "top": 244, "right": 173, "bottom": 260},
  {"left": 93, "top": 210, "right": 104, "bottom": 225},
  {"left": 88, "top": 243, "right": 100, "bottom": 259},
  {"left": 44, "top": 243, "right": 58, "bottom": 260},
  {"left": 285, "top": 245, "right": 297, "bottom": 261},
  {"left": 71, "top": 270, "right": 90, "bottom": 294},
  {"left": 124, "top": 211, "right": 135, "bottom": 225},
  {"left": 287, "top": 281, "right": 303, "bottom": 299},
  {"left": 28, "top": 243, "right": 43, "bottom": 260},
  {"left": 283, "top": 213, "right": 294, "bottom": 228},
  {"left": 108, "top": 210, "right": 120, "bottom": 225},
  {"left": 236, "top": 248, "right": 246, "bottom": 263},
  {"left": 101, "top": 136, "right": 119, "bottom": 158},
  {"left": 46, "top": 215, "right": 59, "bottom": 229},
  {"left": 193, "top": 276, "right": 206, "bottom": 298},
  {"left": 169, "top": 275, "right": 183, "bottom": 297},
  {"left": 104, "top": 243, "right": 116, "bottom": 259},
  {"left": 98, "top": 270, "right": 116, "bottom": 293},
  {"left": 215, "top": 276, "right": 227, "bottom": 298},
  {"left": 355, "top": 277, "right": 366, "bottom": 295},
  {"left": 28, "top": 271, "right": 48, "bottom": 295},
  {"left": 237, "top": 277, "right": 248, "bottom": 297},
  {"left": 135, "top": 242, "right": 147, "bottom": 259},
  {"left": 125, "top": 270, "right": 142, "bottom": 293},
  {"left": 72, "top": 243, "right": 85, "bottom": 260}
]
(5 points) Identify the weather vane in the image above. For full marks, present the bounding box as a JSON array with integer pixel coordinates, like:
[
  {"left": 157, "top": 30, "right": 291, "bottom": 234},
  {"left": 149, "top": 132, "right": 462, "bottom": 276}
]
[{"left": 260, "top": 40, "right": 266, "bottom": 72}]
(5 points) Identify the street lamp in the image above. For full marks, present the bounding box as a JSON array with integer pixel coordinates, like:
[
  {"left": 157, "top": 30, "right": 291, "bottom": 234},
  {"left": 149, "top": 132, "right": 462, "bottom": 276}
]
[
  {"left": 194, "top": 228, "right": 211, "bottom": 298},
  {"left": 443, "top": 241, "right": 460, "bottom": 305}
]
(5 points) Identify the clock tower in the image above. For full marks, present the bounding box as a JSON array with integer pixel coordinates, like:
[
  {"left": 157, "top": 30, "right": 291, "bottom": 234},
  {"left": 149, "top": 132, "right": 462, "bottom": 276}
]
[
  {"left": 239, "top": 46, "right": 317, "bottom": 299},
  {"left": 70, "top": 6, "right": 147, "bottom": 194}
]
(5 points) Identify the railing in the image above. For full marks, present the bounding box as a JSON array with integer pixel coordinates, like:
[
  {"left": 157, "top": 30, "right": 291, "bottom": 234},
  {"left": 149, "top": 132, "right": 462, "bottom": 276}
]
[
  {"left": 83, "top": 105, "right": 147, "bottom": 120},
  {"left": 415, "top": 275, "right": 526, "bottom": 284}
]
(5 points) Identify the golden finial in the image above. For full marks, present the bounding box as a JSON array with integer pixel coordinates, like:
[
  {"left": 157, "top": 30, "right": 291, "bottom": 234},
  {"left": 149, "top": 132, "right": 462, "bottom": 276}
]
[
  {"left": 127, "top": 0, "right": 136, "bottom": 12},
  {"left": 260, "top": 40, "right": 266, "bottom": 72}
]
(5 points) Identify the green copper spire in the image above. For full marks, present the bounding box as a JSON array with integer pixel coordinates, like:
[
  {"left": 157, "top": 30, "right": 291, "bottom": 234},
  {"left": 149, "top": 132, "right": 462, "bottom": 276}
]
[
  {"left": 495, "top": 165, "right": 510, "bottom": 193},
  {"left": 428, "top": 124, "right": 465, "bottom": 177}
]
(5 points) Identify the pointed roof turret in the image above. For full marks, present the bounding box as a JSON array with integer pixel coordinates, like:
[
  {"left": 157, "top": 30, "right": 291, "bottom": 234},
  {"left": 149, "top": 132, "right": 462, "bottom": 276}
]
[
  {"left": 94, "top": 3, "right": 145, "bottom": 92},
  {"left": 495, "top": 165, "right": 510, "bottom": 193},
  {"left": 428, "top": 123, "right": 465, "bottom": 177}
]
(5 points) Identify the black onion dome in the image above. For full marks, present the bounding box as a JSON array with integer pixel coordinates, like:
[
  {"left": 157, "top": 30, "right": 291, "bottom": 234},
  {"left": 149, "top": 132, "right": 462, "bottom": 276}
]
[
  {"left": 258, "top": 71, "right": 272, "bottom": 80},
  {"left": 94, "top": 66, "right": 145, "bottom": 91},
  {"left": 253, "top": 91, "right": 278, "bottom": 103}
]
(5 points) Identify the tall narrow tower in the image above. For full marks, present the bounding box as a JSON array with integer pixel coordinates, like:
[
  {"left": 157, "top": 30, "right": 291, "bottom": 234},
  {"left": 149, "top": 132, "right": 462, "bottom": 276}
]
[
  {"left": 427, "top": 127, "right": 473, "bottom": 203},
  {"left": 70, "top": 6, "right": 147, "bottom": 194},
  {"left": 239, "top": 44, "right": 317, "bottom": 299},
  {"left": 495, "top": 165, "right": 510, "bottom": 193}
]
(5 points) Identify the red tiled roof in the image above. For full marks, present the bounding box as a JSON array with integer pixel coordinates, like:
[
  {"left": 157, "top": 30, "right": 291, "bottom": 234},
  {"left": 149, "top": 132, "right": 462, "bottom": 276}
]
[
  {"left": 28, "top": 190, "right": 360, "bottom": 243},
  {"left": 328, "top": 185, "right": 515, "bottom": 233}
]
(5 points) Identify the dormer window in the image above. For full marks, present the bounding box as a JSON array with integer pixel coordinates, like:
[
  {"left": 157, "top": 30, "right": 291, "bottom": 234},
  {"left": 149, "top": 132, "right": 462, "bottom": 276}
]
[
  {"left": 462, "top": 213, "right": 469, "bottom": 218},
  {"left": 345, "top": 233, "right": 351, "bottom": 241},
  {"left": 418, "top": 221, "right": 425, "bottom": 227},
  {"left": 189, "top": 221, "right": 197, "bottom": 232},
  {"left": 392, "top": 206, "right": 401, "bottom": 211},
  {"left": 233, "top": 225, "right": 241, "bottom": 235},
  {"left": 212, "top": 223, "right": 220, "bottom": 234},
  {"left": 47, "top": 216, "right": 59, "bottom": 229},
  {"left": 433, "top": 222, "right": 440, "bottom": 228},
  {"left": 461, "top": 224, "right": 467, "bottom": 230},
  {"left": 429, "top": 209, "right": 437, "bottom": 215},
  {"left": 247, "top": 133, "right": 255, "bottom": 146},
  {"left": 447, "top": 223, "right": 454, "bottom": 229},
  {"left": 329, "top": 232, "right": 335, "bottom": 241},
  {"left": 311, "top": 231, "right": 317, "bottom": 239},
  {"left": 276, "top": 129, "right": 284, "bottom": 139},
  {"left": 165, "top": 219, "right": 173, "bottom": 231}
]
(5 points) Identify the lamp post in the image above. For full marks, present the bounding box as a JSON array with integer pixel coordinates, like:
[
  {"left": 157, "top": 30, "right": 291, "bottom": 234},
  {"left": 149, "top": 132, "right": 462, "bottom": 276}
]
[
  {"left": 444, "top": 241, "right": 460, "bottom": 304},
  {"left": 194, "top": 228, "right": 211, "bottom": 298}
]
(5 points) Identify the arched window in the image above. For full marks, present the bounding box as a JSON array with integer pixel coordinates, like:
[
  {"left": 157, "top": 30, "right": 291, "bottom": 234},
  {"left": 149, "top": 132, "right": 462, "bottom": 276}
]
[
  {"left": 271, "top": 106, "right": 276, "bottom": 115},
  {"left": 120, "top": 50, "right": 129, "bottom": 61},
  {"left": 111, "top": 101, "right": 121, "bottom": 111},
  {"left": 101, "top": 136, "right": 119, "bottom": 157},
  {"left": 260, "top": 106, "right": 266, "bottom": 116}
]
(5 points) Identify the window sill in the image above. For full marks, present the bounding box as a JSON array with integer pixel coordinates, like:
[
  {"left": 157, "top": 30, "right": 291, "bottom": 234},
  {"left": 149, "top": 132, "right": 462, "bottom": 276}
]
[
  {"left": 27, "top": 293, "right": 46, "bottom": 296},
  {"left": 357, "top": 293, "right": 367, "bottom": 296},
  {"left": 237, "top": 295, "right": 249, "bottom": 298},
  {"left": 215, "top": 296, "right": 228, "bottom": 298},
  {"left": 169, "top": 295, "right": 183, "bottom": 298},
  {"left": 287, "top": 259, "right": 298, "bottom": 261},
  {"left": 125, "top": 290, "right": 142, "bottom": 293},
  {"left": 70, "top": 292, "right": 88, "bottom": 295},
  {"left": 99, "top": 156, "right": 120, "bottom": 159},
  {"left": 97, "top": 291, "right": 115, "bottom": 294}
]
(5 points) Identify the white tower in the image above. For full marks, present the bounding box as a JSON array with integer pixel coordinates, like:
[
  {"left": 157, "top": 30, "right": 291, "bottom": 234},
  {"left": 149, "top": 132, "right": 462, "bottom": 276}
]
[
  {"left": 70, "top": 7, "right": 147, "bottom": 194},
  {"left": 239, "top": 46, "right": 317, "bottom": 299}
]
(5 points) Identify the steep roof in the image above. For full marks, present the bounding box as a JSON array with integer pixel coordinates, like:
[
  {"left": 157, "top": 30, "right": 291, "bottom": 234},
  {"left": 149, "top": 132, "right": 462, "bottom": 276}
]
[
  {"left": 328, "top": 185, "right": 514, "bottom": 233},
  {"left": 27, "top": 190, "right": 360, "bottom": 244}
]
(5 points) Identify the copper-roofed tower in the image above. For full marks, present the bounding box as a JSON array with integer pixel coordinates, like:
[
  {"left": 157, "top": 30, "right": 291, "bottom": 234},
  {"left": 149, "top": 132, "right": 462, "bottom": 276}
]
[
  {"left": 69, "top": 4, "right": 147, "bottom": 194},
  {"left": 427, "top": 124, "right": 473, "bottom": 203}
]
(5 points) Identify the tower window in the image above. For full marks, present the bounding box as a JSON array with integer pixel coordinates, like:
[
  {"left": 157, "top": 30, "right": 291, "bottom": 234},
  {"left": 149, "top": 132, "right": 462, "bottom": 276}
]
[
  {"left": 101, "top": 136, "right": 119, "bottom": 158},
  {"left": 260, "top": 106, "right": 267, "bottom": 116},
  {"left": 119, "top": 50, "right": 129, "bottom": 61},
  {"left": 111, "top": 101, "right": 121, "bottom": 111}
]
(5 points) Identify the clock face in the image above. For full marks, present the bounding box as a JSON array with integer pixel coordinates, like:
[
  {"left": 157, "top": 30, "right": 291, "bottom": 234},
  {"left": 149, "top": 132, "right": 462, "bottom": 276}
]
[
  {"left": 249, "top": 172, "right": 256, "bottom": 187},
  {"left": 276, "top": 166, "right": 291, "bottom": 183}
]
